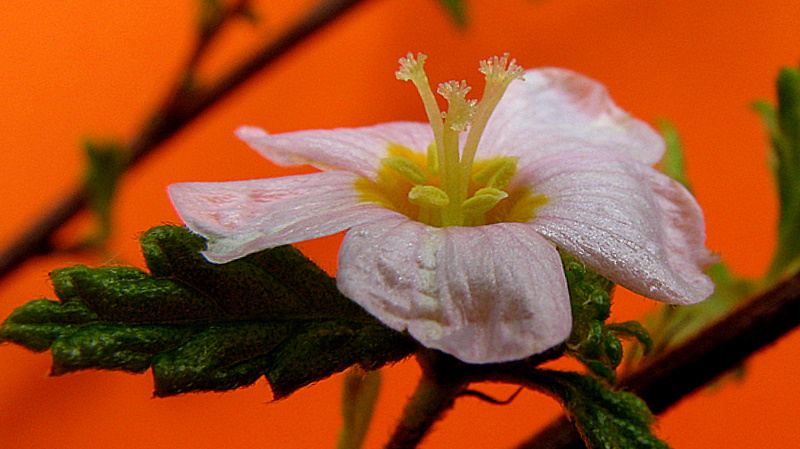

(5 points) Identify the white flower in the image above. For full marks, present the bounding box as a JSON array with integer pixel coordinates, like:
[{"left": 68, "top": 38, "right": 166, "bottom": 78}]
[{"left": 169, "top": 54, "right": 715, "bottom": 364}]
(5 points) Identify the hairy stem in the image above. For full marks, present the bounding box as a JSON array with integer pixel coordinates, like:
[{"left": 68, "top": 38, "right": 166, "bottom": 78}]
[
  {"left": 0, "top": 0, "right": 370, "bottom": 280},
  {"left": 384, "top": 352, "right": 468, "bottom": 449},
  {"left": 514, "top": 268, "right": 800, "bottom": 449}
]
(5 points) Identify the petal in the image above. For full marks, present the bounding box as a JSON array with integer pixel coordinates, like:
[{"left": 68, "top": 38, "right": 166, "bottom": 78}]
[
  {"left": 168, "top": 171, "right": 400, "bottom": 263},
  {"left": 478, "top": 68, "right": 664, "bottom": 166},
  {"left": 337, "top": 218, "right": 572, "bottom": 364},
  {"left": 236, "top": 122, "right": 434, "bottom": 180},
  {"left": 518, "top": 151, "right": 714, "bottom": 305},
  {"left": 647, "top": 169, "right": 720, "bottom": 287}
]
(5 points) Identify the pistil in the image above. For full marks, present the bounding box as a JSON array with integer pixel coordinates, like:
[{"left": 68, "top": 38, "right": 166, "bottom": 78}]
[{"left": 388, "top": 53, "right": 528, "bottom": 228}]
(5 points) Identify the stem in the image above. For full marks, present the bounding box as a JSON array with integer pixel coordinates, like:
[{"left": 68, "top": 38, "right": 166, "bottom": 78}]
[
  {"left": 384, "top": 351, "right": 468, "bottom": 449},
  {"left": 0, "top": 0, "right": 370, "bottom": 281},
  {"left": 514, "top": 268, "right": 800, "bottom": 449}
]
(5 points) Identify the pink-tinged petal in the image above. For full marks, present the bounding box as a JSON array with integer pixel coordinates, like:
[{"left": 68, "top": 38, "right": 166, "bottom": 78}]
[
  {"left": 647, "top": 170, "right": 720, "bottom": 287},
  {"left": 236, "top": 122, "right": 434, "bottom": 180},
  {"left": 337, "top": 218, "right": 571, "bottom": 364},
  {"left": 479, "top": 68, "right": 664, "bottom": 166},
  {"left": 168, "top": 171, "right": 400, "bottom": 263},
  {"left": 517, "top": 151, "right": 714, "bottom": 305}
]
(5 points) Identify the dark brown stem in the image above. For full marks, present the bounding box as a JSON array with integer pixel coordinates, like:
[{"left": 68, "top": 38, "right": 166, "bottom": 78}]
[
  {"left": 514, "top": 269, "right": 800, "bottom": 449},
  {"left": 0, "top": 0, "right": 370, "bottom": 280}
]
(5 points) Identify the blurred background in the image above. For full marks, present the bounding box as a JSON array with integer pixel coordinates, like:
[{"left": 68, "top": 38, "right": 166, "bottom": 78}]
[{"left": 1, "top": 1, "right": 798, "bottom": 447}]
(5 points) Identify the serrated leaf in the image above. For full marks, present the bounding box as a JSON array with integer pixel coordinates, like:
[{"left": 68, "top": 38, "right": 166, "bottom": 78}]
[
  {"left": 531, "top": 370, "right": 670, "bottom": 449},
  {"left": 434, "top": 0, "right": 467, "bottom": 27},
  {"left": 1, "top": 225, "right": 416, "bottom": 399},
  {"left": 758, "top": 67, "right": 800, "bottom": 279}
]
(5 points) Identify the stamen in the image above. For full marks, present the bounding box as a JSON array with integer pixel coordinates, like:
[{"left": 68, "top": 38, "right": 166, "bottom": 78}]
[
  {"left": 408, "top": 185, "right": 450, "bottom": 208},
  {"left": 437, "top": 80, "right": 477, "bottom": 132},
  {"left": 426, "top": 142, "right": 440, "bottom": 176},
  {"left": 460, "top": 54, "right": 526, "bottom": 191},
  {"left": 461, "top": 187, "right": 509, "bottom": 216},
  {"left": 396, "top": 53, "right": 447, "bottom": 182},
  {"left": 472, "top": 157, "right": 519, "bottom": 190},
  {"left": 382, "top": 156, "right": 429, "bottom": 185}
]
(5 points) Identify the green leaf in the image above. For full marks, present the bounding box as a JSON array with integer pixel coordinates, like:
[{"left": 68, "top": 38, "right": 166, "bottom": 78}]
[
  {"left": 83, "top": 139, "right": 127, "bottom": 244},
  {"left": 1, "top": 225, "right": 416, "bottom": 399},
  {"left": 531, "top": 370, "right": 670, "bottom": 449},
  {"left": 434, "top": 0, "right": 467, "bottom": 27},
  {"left": 656, "top": 119, "right": 692, "bottom": 191},
  {"left": 757, "top": 67, "right": 800, "bottom": 279},
  {"left": 338, "top": 369, "right": 382, "bottom": 449}
]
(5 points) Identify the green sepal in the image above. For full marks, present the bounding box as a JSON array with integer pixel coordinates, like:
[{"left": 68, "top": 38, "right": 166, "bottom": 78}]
[
  {"left": 573, "top": 354, "right": 616, "bottom": 384},
  {"left": 561, "top": 251, "right": 636, "bottom": 379},
  {"left": 608, "top": 321, "right": 653, "bottom": 355},
  {"left": 0, "top": 225, "right": 417, "bottom": 399},
  {"left": 531, "top": 370, "right": 670, "bottom": 449}
]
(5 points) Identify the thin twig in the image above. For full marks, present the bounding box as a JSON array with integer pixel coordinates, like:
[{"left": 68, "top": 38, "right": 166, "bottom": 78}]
[
  {"left": 513, "top": 269, "right": 800, "bottom": 449},
  {"left": 0, "top": 0, "right": 370, "bottom": 280}
]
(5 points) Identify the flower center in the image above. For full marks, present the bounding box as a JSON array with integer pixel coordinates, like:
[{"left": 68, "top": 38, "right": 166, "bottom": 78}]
[{"left": 356, "top": 53, "right": 548, "bottom": 227}]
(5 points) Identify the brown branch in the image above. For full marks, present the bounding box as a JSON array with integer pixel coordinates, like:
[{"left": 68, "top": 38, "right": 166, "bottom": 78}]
[
  {"left": 514, "top": 268, "right": 800, "bottom": 449},
  {"left": 0, "top": 0, "right": 370, "bottom": 280}
]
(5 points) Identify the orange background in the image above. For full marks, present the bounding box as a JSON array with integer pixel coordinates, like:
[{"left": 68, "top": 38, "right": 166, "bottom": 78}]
[{"left": 1, "top": 1, "right": 799, "bottom": 448}]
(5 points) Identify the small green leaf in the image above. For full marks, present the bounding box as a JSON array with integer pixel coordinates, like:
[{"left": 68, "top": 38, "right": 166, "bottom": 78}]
[
  {"left": 657, "top": 120, "right": 692, "bottom": 191},
  {"left": 83, "top": 140, "right": 127, "bottom": 245},
  {"left": 434, "top": 0, "right": 467, "bottom": 27},
  {"left": 1, "top": 226, "right": 416, "bottom": 399},
  {"left": 757, "top": 67, "right": 800, "bottom": 279},
  {"left": 531, "top": 370, "right": 670, "bottom": 449},
  {"left": 338, "top": 369, "right": 382, "bottom": 449}
]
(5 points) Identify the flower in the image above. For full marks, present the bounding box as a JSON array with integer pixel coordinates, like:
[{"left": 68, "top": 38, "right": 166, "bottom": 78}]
[{"left": 168, "top": 54, "right": 715, "bottom": 364}]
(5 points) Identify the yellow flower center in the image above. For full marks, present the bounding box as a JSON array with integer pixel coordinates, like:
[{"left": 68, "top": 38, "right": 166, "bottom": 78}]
[{"left": 357, "top": 53, "right": 548, "bottom": 227}]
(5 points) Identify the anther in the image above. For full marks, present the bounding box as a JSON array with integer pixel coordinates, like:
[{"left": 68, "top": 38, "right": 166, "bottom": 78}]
[
  {"left": 472, "top": 157, "right": 519, "bottom": 189},
  {"left": 382, "top": 156, "right": 429, "bottom": 185},
  {"left": 461, "top": 187, "right": 508, "bottom": 216},
  {"left": 408, "top": 185, "right": 450, "bottom": 208}
]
